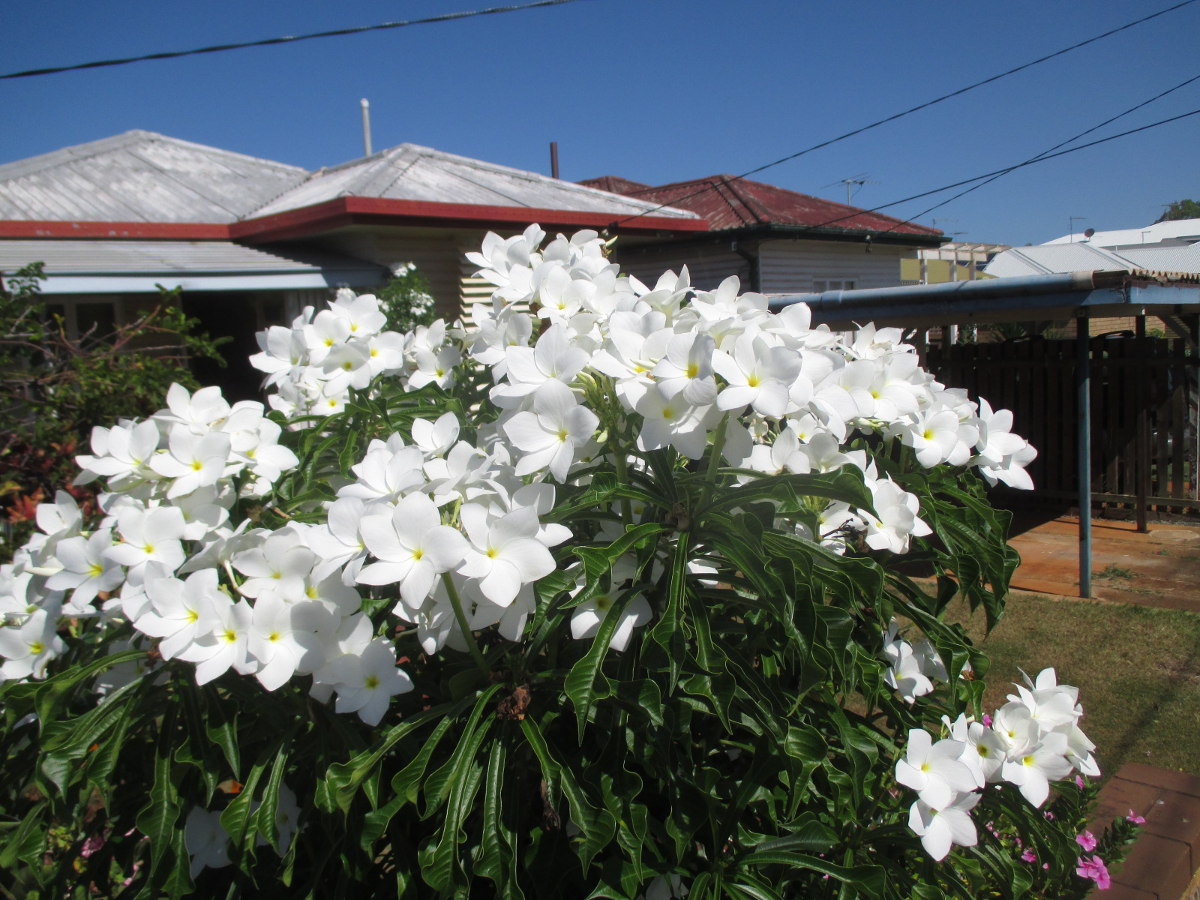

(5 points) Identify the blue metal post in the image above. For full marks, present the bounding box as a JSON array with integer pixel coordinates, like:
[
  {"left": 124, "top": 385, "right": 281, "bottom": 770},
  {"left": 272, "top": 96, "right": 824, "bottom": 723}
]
[{"left": 1076, "top": 316, "right": 1092, "bottom": 598}]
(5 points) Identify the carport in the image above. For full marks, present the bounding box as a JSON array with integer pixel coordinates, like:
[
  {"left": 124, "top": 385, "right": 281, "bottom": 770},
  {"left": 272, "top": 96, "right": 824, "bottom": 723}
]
[{"left": 771, "top": 270, "right": 1200, "bottom": 598}]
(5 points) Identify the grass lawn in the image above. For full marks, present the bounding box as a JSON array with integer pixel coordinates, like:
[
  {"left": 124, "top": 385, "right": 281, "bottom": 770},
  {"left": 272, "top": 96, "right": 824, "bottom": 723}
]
[{"left": 945, "top": 592, "right": 1200, "bottom": 779}]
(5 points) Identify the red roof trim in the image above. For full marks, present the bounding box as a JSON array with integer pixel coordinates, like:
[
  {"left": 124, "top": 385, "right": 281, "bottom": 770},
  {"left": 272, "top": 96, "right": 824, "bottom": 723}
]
[
  {"left": 0, "top": 220, "right": 230, "bottom": 240},
  {"left": 229, "top": 197, "right": 709, "bottom": 243},
  {"left": 0, "top": 198, "right": 709, "bottom": 245}
]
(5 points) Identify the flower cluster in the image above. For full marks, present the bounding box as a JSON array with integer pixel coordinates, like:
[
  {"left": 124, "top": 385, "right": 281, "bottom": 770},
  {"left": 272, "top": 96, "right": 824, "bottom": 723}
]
[
  {"left": 895, "top": 666, "right": 1099, "bottom": 860},
  {"left": 0, "top": 226, "right": 1047, "bottom": 886},
  {"left": 0, "top": 385, "right": 298, "bottom": 681}
]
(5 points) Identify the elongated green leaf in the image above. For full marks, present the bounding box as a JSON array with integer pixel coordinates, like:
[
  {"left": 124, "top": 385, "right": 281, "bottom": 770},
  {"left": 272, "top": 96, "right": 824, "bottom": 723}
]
[
  {"left": 420, "top": 712, "right": 492, "bottom": 893},
  {"left": 565, "top": 589, "right": 636, "bottom": 742},
  {"left": 420, "top": 686, "right": 503, "bottom": 817},
  {"left": 33, "top": 649, "right": 145, "bottom": 726},
  {"left": 473, "top": 737, "right": 511, "bottom": 886},
  {"left": 518, "top": 716, "right": 615, "bottom": 872},
  {"left": 322, "top": 693, "right": 484, "bottom": 814},
  {"left": 135, "top": 708, "right": 183, "bottom": 884},
  {"left": 253, "top": 739, "right": 291, "bottom": 854},
  {"left": 647, "top": 531, "right": 691, "bottom": 691}
]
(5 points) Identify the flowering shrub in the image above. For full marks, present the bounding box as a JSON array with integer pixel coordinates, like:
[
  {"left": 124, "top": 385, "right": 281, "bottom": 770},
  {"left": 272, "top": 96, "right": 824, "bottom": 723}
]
[{"left": 0, "top": 226, "right": 1135, "bottom": 897}]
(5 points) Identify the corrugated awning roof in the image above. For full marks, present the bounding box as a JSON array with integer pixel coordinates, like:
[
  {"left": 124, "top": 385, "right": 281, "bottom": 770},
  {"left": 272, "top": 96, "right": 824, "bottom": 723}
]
[{"left": 0, "top": 239, "right": 388, "bottom": 294}]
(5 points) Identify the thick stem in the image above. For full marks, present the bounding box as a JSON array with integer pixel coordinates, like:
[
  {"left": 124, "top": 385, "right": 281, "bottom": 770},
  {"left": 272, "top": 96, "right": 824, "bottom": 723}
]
[
  {"left": 441, "top": 572, "right": 490, "bottom": 678},
  {"left": 706, "top": 413, "right": 730, "bottom": 481}
]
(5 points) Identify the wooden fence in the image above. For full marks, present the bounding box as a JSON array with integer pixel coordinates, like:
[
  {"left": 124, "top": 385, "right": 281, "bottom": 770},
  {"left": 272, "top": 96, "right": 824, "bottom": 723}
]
[{"left": 926, "top": 332, "right": 1200, "bottom": 516}]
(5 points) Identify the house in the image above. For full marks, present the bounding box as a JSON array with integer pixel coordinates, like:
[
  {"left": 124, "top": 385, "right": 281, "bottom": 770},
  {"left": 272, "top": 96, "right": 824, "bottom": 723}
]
[
  {"left": 0, "top": 130, "right": 705, "bottom": 396},
  {"left": 900, "top": 241, "right": 1011, "bottom": 285},
  {"left": 579, "top": 174, "right": 946, "bottom": 294}
]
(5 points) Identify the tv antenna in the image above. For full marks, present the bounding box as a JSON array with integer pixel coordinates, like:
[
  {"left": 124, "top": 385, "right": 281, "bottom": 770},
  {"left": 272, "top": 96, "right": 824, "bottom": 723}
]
[{"left": 831, "top": 173, "right": 879, "bottom": 205}]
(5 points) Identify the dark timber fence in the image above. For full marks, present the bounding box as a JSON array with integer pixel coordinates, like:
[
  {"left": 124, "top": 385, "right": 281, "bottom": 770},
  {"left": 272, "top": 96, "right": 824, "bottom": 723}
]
[{"left": 926, "top": 330, "right": 1200, "bottom": 519}]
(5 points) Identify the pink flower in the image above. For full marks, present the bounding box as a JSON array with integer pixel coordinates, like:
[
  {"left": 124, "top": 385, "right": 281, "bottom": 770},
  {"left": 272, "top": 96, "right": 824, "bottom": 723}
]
[
  {"left": 1076, "top": 855, "right": 1111, "bottom": 889},
  {"left": 80, "top": 834, "right": 106, "bottom": 858},
  {"left": 1127, "top": 809, "right": 1146, "bottom": 825},
  {"left": 1075, "top": 775, "right": 1085, "bottom": 789},
  {"left": 1021, "top": 848, "right": 1037, "bottom": 863},
  {"left": 1076, "top": 830, "right": 1097, "bottom": 851},
  {"left": 981, "top": 713, "right": 993, "bottom": 727}
]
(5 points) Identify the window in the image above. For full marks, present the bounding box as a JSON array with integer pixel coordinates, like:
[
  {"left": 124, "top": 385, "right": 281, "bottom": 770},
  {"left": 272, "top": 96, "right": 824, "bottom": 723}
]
[{"left": 812, "top": 279, "right": 856, "bottom": 292}]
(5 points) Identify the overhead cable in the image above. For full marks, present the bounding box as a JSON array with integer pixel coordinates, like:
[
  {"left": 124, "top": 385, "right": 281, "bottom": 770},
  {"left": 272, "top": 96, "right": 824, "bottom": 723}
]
[
  {"left": 879, "top": 71, "right": 1200, "bottom": 233},
  {"left": 610, "top": 0, "right": 1198, "bottom": 227},
  {"left": 0, "top": 0, "right": 594, "bottom": 80},
  {"left": 795, "top": 106, "right": 1200, "bottom": 236}
]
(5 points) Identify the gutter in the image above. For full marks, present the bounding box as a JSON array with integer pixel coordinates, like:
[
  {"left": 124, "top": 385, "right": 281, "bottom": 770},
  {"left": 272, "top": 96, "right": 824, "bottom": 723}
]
[{"left": 769, "top": 271, "right": 1132, "bottom": 326}]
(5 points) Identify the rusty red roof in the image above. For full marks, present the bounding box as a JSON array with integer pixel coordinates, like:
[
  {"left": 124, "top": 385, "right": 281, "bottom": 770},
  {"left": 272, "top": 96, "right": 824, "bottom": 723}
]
[{"left": 579, "top": 174, "right": 943, "bottom": 242}]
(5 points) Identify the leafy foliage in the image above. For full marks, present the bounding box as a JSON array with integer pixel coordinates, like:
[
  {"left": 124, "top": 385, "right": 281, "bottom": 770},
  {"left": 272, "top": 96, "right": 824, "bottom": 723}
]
[
  {"left": 0, "top": 264, "right": 226, "bottom": 545},
  {"left": 0, "top": 232, "right": 1135, "bottom": 898}
]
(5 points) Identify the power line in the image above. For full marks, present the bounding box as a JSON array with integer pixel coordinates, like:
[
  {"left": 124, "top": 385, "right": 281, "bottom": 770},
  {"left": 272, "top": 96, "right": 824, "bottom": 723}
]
[
  {"left": 0, "top": 0, "right": 595, "bottom": 81},
  {"left": 796, "top": 106, "right": 1200, "bottom": 236},
  {"left": 880, "top": 71, "right": 1200, "bottom": 234},
  {"left": 611, "top": 0, "right": 1198, "bottom": 227}
]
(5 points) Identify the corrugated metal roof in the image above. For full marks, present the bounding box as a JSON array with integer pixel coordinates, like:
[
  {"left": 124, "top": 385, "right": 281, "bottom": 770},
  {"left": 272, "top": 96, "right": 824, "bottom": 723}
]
[
  {"left": 985, "top": 242, "right": 1200, "bottom": 278},
  {"left": 578, "top": 174, "right": 944, "bottom": 240},
  {"left": 251, "top": 144, "right": 699, "bottom": 220},
  {"left": 1043, "top": 218, "right": 1200, "bottom": 248},
  {"left": 0, "top": 131, "right": 309, "bottom": 224},
  {"left": 0, "top": 239, "right": 387, "bottom": 293}
]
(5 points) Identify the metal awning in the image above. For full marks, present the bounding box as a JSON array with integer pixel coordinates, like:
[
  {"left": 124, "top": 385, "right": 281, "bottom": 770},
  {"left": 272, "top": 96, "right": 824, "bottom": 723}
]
[
  {"left": 772, "top": 271, "right": 1200, "bottom": 600},
  {"left": 0, "top": 239, "right": 388, "bottom": 294}
]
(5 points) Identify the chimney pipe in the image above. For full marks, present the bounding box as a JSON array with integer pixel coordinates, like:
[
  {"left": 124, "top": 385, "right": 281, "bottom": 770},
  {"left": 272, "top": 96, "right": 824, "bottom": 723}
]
[
  {"left": 550, "top": 141, "right": 559, "bottom": 179},
  {"left": 361, "top": 99, "right": 373, "bottom": 157}
]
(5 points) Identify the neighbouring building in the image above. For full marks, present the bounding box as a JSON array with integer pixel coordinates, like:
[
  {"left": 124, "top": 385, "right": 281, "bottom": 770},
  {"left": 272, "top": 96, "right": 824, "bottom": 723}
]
[
  {"left": 0, "top": 130, "right": 705, "bottom": 397},
  {"left": 579, "top": 174, "right": 946, "bottom": 295}
]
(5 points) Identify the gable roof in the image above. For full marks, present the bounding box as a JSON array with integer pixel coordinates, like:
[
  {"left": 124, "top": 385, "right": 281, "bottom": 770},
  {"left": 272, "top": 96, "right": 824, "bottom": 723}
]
[
  {"left": 0, "top": 130, "right": 308, "bottom": 224},
  {"left": 578, "top": 174, "right": 943, "bottom": 244},
  {"left": 0, "top": 131, "right": 704, "bottom": 240},
  {"left": 251, "top": 145, "right": 693, "bottom": 221}
]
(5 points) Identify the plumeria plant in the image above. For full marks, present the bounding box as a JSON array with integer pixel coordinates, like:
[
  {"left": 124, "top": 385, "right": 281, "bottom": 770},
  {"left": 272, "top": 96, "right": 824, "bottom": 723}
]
[{"left": 0, "top": 225, "right": 1136, "bottom": 898}]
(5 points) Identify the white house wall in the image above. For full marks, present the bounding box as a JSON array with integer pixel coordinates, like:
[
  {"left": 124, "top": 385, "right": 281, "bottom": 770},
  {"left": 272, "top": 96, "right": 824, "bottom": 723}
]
[
  {"left": 613, "top": 245, "right": 751, "bottom": 293},
  {"left": 757, "top": 241, "right": 912, "bottom": 293}
]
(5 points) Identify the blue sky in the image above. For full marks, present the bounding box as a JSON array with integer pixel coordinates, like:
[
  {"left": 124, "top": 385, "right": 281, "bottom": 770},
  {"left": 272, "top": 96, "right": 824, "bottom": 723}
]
[{"left": 3, "top": 0, "right": 1198, "bottom": 246}]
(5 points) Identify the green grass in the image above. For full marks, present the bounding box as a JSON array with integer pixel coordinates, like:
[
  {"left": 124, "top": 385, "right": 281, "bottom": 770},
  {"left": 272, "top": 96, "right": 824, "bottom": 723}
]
[
  {"left": 1093, "top": 564, "right": 1134, "bottom": 580},
  {"left": 946, "top": 594, "right": 1200, "bottom": 779}
]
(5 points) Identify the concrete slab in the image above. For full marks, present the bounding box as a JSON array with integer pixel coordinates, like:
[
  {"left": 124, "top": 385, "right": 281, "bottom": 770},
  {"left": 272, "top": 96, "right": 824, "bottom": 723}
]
[{"left": 1006, "top": 514, "right": 1200, "bottom": 612}]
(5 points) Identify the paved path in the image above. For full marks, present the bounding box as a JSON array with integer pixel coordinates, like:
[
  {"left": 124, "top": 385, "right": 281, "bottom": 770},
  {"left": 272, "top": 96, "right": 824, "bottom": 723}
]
[{"left": 1007, "top": 514, "right": 1200, "bottom": 612}]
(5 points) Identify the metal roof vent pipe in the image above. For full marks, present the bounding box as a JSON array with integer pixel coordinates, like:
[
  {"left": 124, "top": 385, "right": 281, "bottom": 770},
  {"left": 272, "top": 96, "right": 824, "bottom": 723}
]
[{"left": 361, "top": 99, "right": 373, "bottom": 157}]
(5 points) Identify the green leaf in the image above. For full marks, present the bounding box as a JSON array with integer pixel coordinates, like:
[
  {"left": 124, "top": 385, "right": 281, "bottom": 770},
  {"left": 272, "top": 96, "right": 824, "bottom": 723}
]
[
  {"left": 253, "top": 739, "right": 291, "bottom": 854},
  {"left": 519, "top": 716, "right": 616, "bottom": 872},
  {"left": 421, "top": 686, "right": 503, "bottom": 817},
  {"left": 473, "top": 736, "right": 514, "bottom": 887},
  {"left": 565, "top": 589, "right": 637, "bottom": 742},
  {"left": 135, "top": 708, "right": 184, "bottom": 885},
  {"left": 647, "top": 531, "right": 691, "bottom": 691},
  {"left": 204, "top": 691, "right": 241, "bottom": 779},
  {"left": 322, "top": 694, "right": 484, "bottom": 814},
  {"left": 420, "top": 710, "right": 492, "bottom": 893},
  {"left": 33, "top": 649, "right": 145, "bottom": 726}
]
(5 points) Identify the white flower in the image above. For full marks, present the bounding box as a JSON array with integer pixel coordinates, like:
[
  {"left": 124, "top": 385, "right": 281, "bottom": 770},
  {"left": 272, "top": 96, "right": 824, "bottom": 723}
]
[
  {"left": 356, "top": 494, "right": 467, "bottom": 611},
  {"left": 458, "top": 503, "right": 556, "bottom": 608},
  {"left": 317, "top": 638, "right": 413, "bottom": 726},
  {"left": 895, "top": 728, "right": 978, "bottom": 810},
  {"left": 502, "top": 380, "right": 599, "bottom": 482},
  {"left": 908, "top": 792, "right": 979, "bottom": 861},
  {"left": 0, "top": 606, "right": 66, "bottom": 680},
  {"left": 185, "top": 807, "right": 232, "bottom": 877}
]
